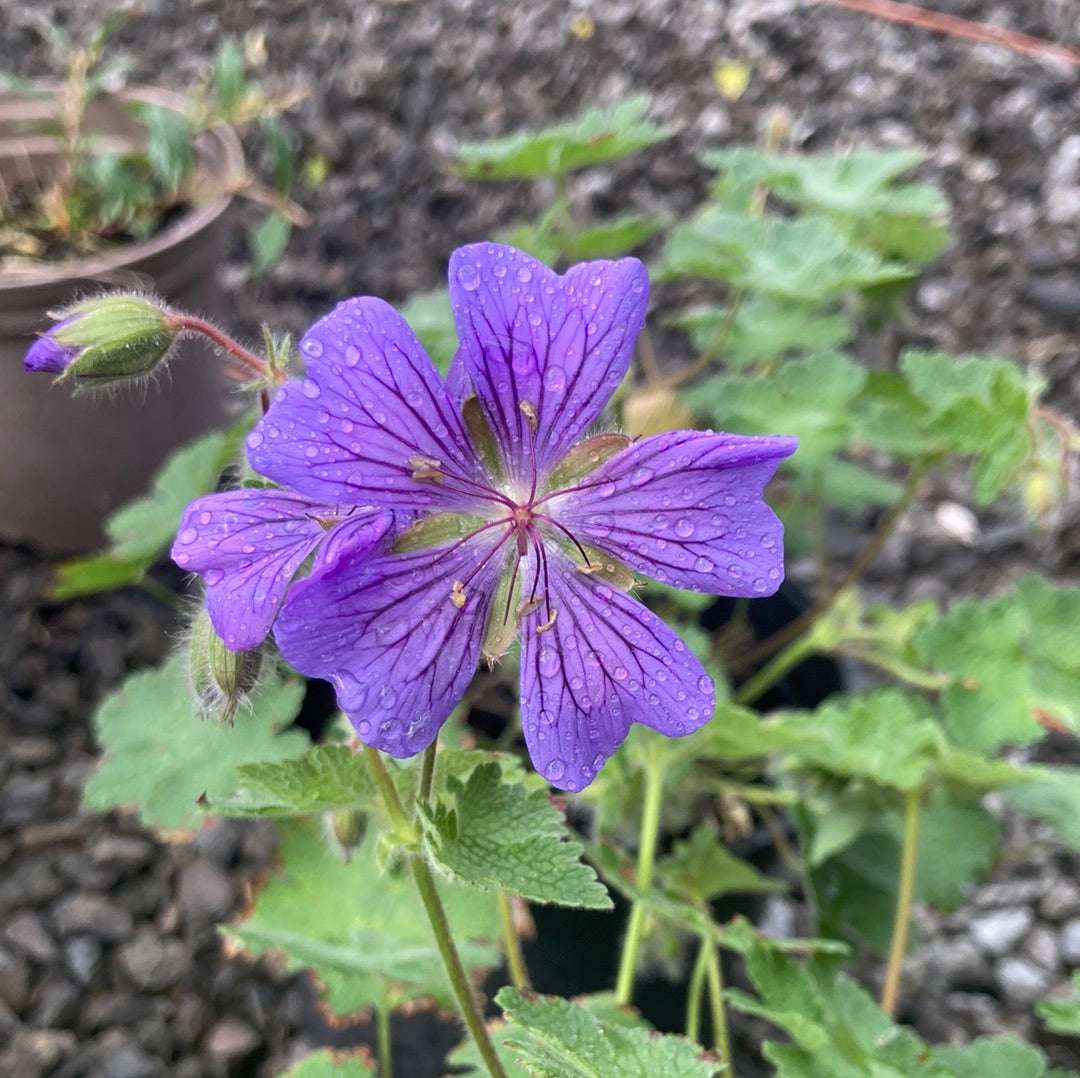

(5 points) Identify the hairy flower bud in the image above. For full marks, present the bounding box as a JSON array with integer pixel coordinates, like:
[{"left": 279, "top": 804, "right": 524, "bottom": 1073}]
[
  {"left": 188, "top": 608, "right": 262, "bottom": 723},
  {"left": 25, "top": 294, "right": 180, "bottom": 386},
  {"left": 323, "top": 808, "right": 368, "bottom": 862}
]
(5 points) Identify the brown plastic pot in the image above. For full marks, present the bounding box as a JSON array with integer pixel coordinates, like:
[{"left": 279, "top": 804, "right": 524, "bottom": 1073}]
[{"left": 0, "top": 85, "right": 244, "bottom": 555}]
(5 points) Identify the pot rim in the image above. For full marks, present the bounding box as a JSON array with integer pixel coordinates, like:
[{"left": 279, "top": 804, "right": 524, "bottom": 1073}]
[{"left": 0, "top": 83, "right": 244, "bottom": 295}]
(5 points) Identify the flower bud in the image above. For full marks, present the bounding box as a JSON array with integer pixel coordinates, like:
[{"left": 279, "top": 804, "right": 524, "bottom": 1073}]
[
  {"left": 25, "top": 294, "right": 180, "bottom": 386},
  {"left": 188, "top": 607, "right": 262, "bottom": 724},
  {"left": 323, "top": 808, "right": 368, "bottom": 862}
]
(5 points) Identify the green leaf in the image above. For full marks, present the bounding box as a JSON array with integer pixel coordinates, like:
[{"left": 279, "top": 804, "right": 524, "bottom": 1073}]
[
  {"left": 140, "top": 104, "right": 195, "bottom": 194},
  {"left": 492, "top": 987, "right": 720, "bottom": 1078},
  {"left": 421, "top": 762, "right": 611, "bottom": 909},
  {"left": 456, "top": 96, "right": 673, "bottom": 179},
  {"left": 658, "top": 823, "right": 784, "bottom": 903},
  {"left": 1004, "top": 767, "right": 1080, "bottom": 850},
  {"left": 1038, "top": 973, "right": 1080, "bottom": 1037},
  {"left": 226, "top": 819, "right": 498, "bottom": 1012},
  {"left": 106, "top": 423, "right": 248, "bottom": 562},
  {"left": 931, "top": 1036, "right": 1049, "bottom": 1078},
  {"left": 49, "top": 551, "right": 152, "bottom": 601},
  {"left": 670, "top": 296, "right": 851, "bottom": 369},
  {"left": 559, "top": 212, "right": 669, "bottom": 261},
  {"left": 213, "top": 37, "right": 248, "bottom": 117},
  {"left": 400, "top": 288, "right": 458, "bottom": 374},
  {"left": 280, "top": 1049, "right": 375, "bottom": 1076},
  {"left": 915, "top": 577, "right": 1080, "bottom": 751},
  {"left": 83, "top": 655, "right": 307, "bottom": 829},
  {"left": 497, "top": 220, "right": 561, "bottom": 266},
  {"left": 702, "top": 146, "right": 947, "bottom": 264},
  {"left": 249, "top": 212, "right": 292, "bottom": 277},
  {"left": 262, "top": 117, "right": 298, "bottom": 194},
  {"left": 206, "top": 744, "right": 375, "bottom": 817},
  {"left": 660, "top": 209, "right": 913, "bottom": 302}
]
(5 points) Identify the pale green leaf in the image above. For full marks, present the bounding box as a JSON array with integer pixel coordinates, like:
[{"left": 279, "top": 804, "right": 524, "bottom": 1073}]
[
  {"left": 280, "top": 1048, "right": 375, "bottom": 1076},
  {"left": 492, "top": 987, "right": 720, "bottom": 1078},
  {"left": 249, "top": 212, "right": 292, "bottom": 277},
  {"left": 226, "top": 819, "right": 498, "bottom": 1012},
  {"left": 559, "top": 212, "right": 669, "bottom": 260},
  {"left": 206, "top": 744, "right": 375, "bottom": 817},
  {"left": 456, "top": 96, "right": 672, "bottom": 179},
  {"left": 1038, "top": 973, "right": 1080, "bottom": 1037},
  {"left": 421, "top": 762, "right": 611, "bottom": 909},
  {"left": 400, "top": 288, "right": 458, "bottom": 374},
  {"left": 931, "top": 1036, "right": 1048, "bottom": 1078},
  {"left": 83, "top": 654, "right": 307, "bottom": 829},
  {"left": 659, "top": 822, "right": 784, "bottom": 902},
  {"left": 1004, "top": 767, "right": 1080, "bottom": 850}
]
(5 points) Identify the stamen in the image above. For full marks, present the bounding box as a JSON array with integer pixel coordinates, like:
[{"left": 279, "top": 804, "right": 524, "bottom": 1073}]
[
  {"left": 536, "top": 609, "right": 558, "bottom": 634},
  {"left": 517, "top": 595, "right": 545, "bottom": 618},
  {"left": 450, "top": 579, "right": 467, "bottom": 609},
  {"left": 519, "top": 399, "right": 538, "bottom": 432},
  {"left": 501, "top": 551, "right": 523, "bottom": 625},
  {"left": 411, "top": 466, "right": 444, "bottom": 482},
  {"left": 533, "top": 513, "right": 592, "bottom": 567}
]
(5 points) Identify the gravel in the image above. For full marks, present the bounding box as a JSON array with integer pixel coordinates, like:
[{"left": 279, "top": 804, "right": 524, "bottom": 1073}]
[{"left": 0, "top": 0, "right": 1079, "bottom": 1072}]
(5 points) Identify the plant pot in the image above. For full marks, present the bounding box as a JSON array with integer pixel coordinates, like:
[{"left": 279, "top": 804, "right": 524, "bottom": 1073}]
[{"left": 0, "top": 85, "right": 244, "bottom": 555}]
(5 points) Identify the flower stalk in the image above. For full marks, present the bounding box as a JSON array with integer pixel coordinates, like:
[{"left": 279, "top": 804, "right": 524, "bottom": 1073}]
[
  {"left": 364, "top": 745, "right": 507, "bottom": 1078},
  {"left": 614, "top": 754, "right": 665, "bottom": 1004},
  {"left": 497, "top": 890, "right": 531, "bottom": 991},
  {"left": 881, "top": 785, "right": 923, "bottom": 1016}
]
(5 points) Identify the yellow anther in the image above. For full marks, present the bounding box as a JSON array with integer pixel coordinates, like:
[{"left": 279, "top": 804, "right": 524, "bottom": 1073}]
[
  {"left": 450, "top": 580, "right": 467, "bottom": 609},
  {"left": 517, "top": 596, "right": 545, "bottom": 618},
  {"left": 577, "top": 563, "right": 604, "bottom": 575},
  {"left": 408, "top": 454, "right": 445, "bottom": 482},
  {"left": 519, "top": 400, "right": 538, "bottom": 432},
  {"left": 536, "top": 609, "right": 559, "bottom": 634}
]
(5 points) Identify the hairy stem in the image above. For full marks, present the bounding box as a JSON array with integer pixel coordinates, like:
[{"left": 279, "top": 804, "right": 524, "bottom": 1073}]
[
  {"left": 685, "top": 937, "right": 710, "bottom": 1043},
  {"left": 417, "top": 742, "right": 438, "bottom": 812},
  {"left": 705, "top": 941, "right": 731, "bottom": 1069},
  {"left": 497, "top": 890, "right": 531, "bottom": 990},
  {"left": 614, "top": 757, "right": 665, "bottom": 1004},
  {"left": 364, "top": 746, "right": 507, "bottom": 1078},
  {"left": 376, "top": 1001, "right": 393, "bottom": 1078},
  {"left": 881, "top": 786, "right": 923, "bottom": 1016},
  {"left": 172, "top": 314, "right": 277, "bottom": 383},
  {"left": 732, "top": 459, "right": 929, "bottom": 675}
]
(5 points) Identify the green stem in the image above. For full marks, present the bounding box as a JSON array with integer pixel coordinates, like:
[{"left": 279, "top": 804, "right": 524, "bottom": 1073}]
[
  {"left": 417, "top": 741, "right": 437, "bottom": 811},
  {"left": 410, "top": 854, "right": 508, "bottom": 1078},
  {"left": 881, "top": 786, "right": 923, "bottom": 1016},
  {"left": 733, "top": 633, "right": 816, "bottom": 708},
  {"left": 365, "top": 746, "right": 506, "bottom": 1078},
  {"left": 497, "top": 890, "right": 530, "bottom": 990},
  {"left": 705, "top": 941, "right": 731, "bottom": 1069},
  {"left": 685, "top": 937, "right": 710, "bottom": 1043},
  {"left": 614, "top": 757, "right": 665, "bottom": 1004},
  {"left": 376, "top": 1001, "right": 393, "bottom": 1078}
]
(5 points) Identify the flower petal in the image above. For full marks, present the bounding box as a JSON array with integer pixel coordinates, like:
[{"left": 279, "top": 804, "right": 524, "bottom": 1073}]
[
  {"left": 275, "top": 528, "right": 511, "bottom": 757},
  {"left": 172, "top": 490, "right": 390, "bottom": 650},
  {"left": 519, "top": 548, "right": 714, "bottom": 792},
  {"left": 549, "top": 430, "right": 797, "bottom": 597},
  {"left": 448, "top": 243, "right": 648, "bottom": 484},
  {"left": 247, "top": 297, "right": 493, "bottom": 513}
]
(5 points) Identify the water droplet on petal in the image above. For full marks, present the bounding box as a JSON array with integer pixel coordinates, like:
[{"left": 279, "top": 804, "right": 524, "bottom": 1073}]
[
  {"left": 246, "top": 430, "right": 264, "bottom": 450},
  {"left": 697, "top": 675, "right": 712, "bottom": 695},
  {"left": 538, "top": 647, "right": 559, "bottom": 677},
  {"left": 543, "top": 366, "right": 566, "bottom": 393},
  {"left": 674, "top": 517, "right": 694, "bottom": 538},
  {"left": 302, "top": 379, "right": 321, "bottom": 399},
  {"left": 546, "top": 758, "right": 565, "bottom": 781},
  {"left": 753, "top": 577, "right": 768, "bottom": 593},
  {"left": 457, "top": 263, "right": 481, "bottom": 291},
  {"left": 695, "top": 556, "right": 713, "bottom": 573},
  {"left": 516, "top": 265, "right": 533, "bottom": 284},
  {"left": 179, "top": 527, "right": 198, "bottom": 544},
  {"left": 613, "top": 666, "right": 628, "bottom": 681}
]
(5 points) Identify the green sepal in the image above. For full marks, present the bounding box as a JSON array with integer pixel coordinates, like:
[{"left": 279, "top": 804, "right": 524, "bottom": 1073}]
[
  {"left": 463, "top": 396, "right": 504, "bottom": 480},
  {"left": 392, "top": 513, "right": 488, "bottom": 553},
  {"left": 483, "top": 558, "right": 522, "bottom": 666},
  {"left": 546, "top": 433, "right": 631, "bottom": 491}
]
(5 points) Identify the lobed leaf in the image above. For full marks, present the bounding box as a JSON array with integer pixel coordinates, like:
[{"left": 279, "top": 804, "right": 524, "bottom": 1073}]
[
  {"left": 421, "top": 762, "right": 611, "bottom": 909},
  {"left": 83, "top": 654, "right": 307, "bottom": 829}
]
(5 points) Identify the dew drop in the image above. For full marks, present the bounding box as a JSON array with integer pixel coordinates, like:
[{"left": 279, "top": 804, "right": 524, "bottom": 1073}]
[
  {"left": 630, "top": 466, "right": 654, "bottom": 487},
  {"left": 344, "top": 345, "right": 360, "bottom": 367},
  {"left": 199, "top": 511, "right": 212, "bottom": 525},
  {"left": 205, "top": 568, "right": 223, "bottom": 586},
  {"left": 302, "top": 338, "right": 324, "bottom": 358},
  {"left": 674, "top": 517, "right": 694, "bottom": 538},
  {"left": 538, "top": 647, "right": 559, "bottom": 677},
  {"left": 697, "top": 675, "right": 712, "bottom": 695},
  {"left": 543, "top": 365, "right": 566, "bottom": 393},
  {"left": 246, "top": 430, "right": 264, "bottom": 450},
  {"left": 695, "top": 556, "right": 713, "bottom": 573},
  {"left": 516, "top": 265, "right": 533, "bottom": 284},
  {"left": 457, "top": 263, "right": 481, "bottom": 291},
  {"left": 753, "top": 577, "right": 768, "bottom": 593},
  {"left": 302, "top": 379, "right": 321, "bottom": 399},
  {"left": 179, "top": 527, "right": 198, "bottom": 544},
  {"left": 493, "top": 262, "right": 508, "bottom": 279},
  {"left": 546, "top": 758, "right": 566, "bottom": 781}
]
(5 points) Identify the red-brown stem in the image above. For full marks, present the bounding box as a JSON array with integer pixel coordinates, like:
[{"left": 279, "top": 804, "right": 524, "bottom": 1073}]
[
  {"left": 171, "top": 314, "right": 275, "bottom": 382},
  {"left": 817, "top": 0, "right": 1080, "bottom": 67}
]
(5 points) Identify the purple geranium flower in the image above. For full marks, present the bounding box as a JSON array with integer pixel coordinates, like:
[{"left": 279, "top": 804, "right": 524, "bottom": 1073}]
[
  {"left": 174, "top": 243, "right": 796, "bottom": 791},
  {"left": 24, "top": 318, "right": 79, "bottom": 373}
]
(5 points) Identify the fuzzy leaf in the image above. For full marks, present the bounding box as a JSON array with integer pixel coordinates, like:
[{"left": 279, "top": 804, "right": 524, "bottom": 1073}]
[
  {"left": 1004, "top": 767, "right": 1080, "bottom": 851},
  {"left": 49, "top": 551, "right": 153, "bottom": 601},
  {"left": 670, "top": 296, "right": 851, "bottom": 368},
  {"left": 83, "top": 654, "right": 307, "bottom": 829},
  {"left": 205, "top": 744, "right": 375, "bottom": 817},
  {"left": 660, "top": 209, "right": 913, "bottom": 301},
  {"left": 213, "top": 37, "right": 248, "bottom": 116},
  {"left": 559, "top": 212, "right": 670, "bottom": 260},
  {"left": 421, "top": 762, "right": 610, "bottom": 909},
  {"left": 249, "top": 212, "right": 292, "bottom": 277},
  {"left": 456, "top": 96, "right": 672, "bottom": 179},
  {"left": 931, "top": 1036, "right": 1049, "bottom": 1078},
  {"left": 226, "top": 820, "right": 498, "bottom": 1012},
  {"left": 659, "top": 823, "right": 784, "bottom": 903},
  {"left": 492, "top": 987, "right": 720, "bottom": 1078},
  {"left": 140, "top": 104, "right": 195, "bottom": 193}
]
